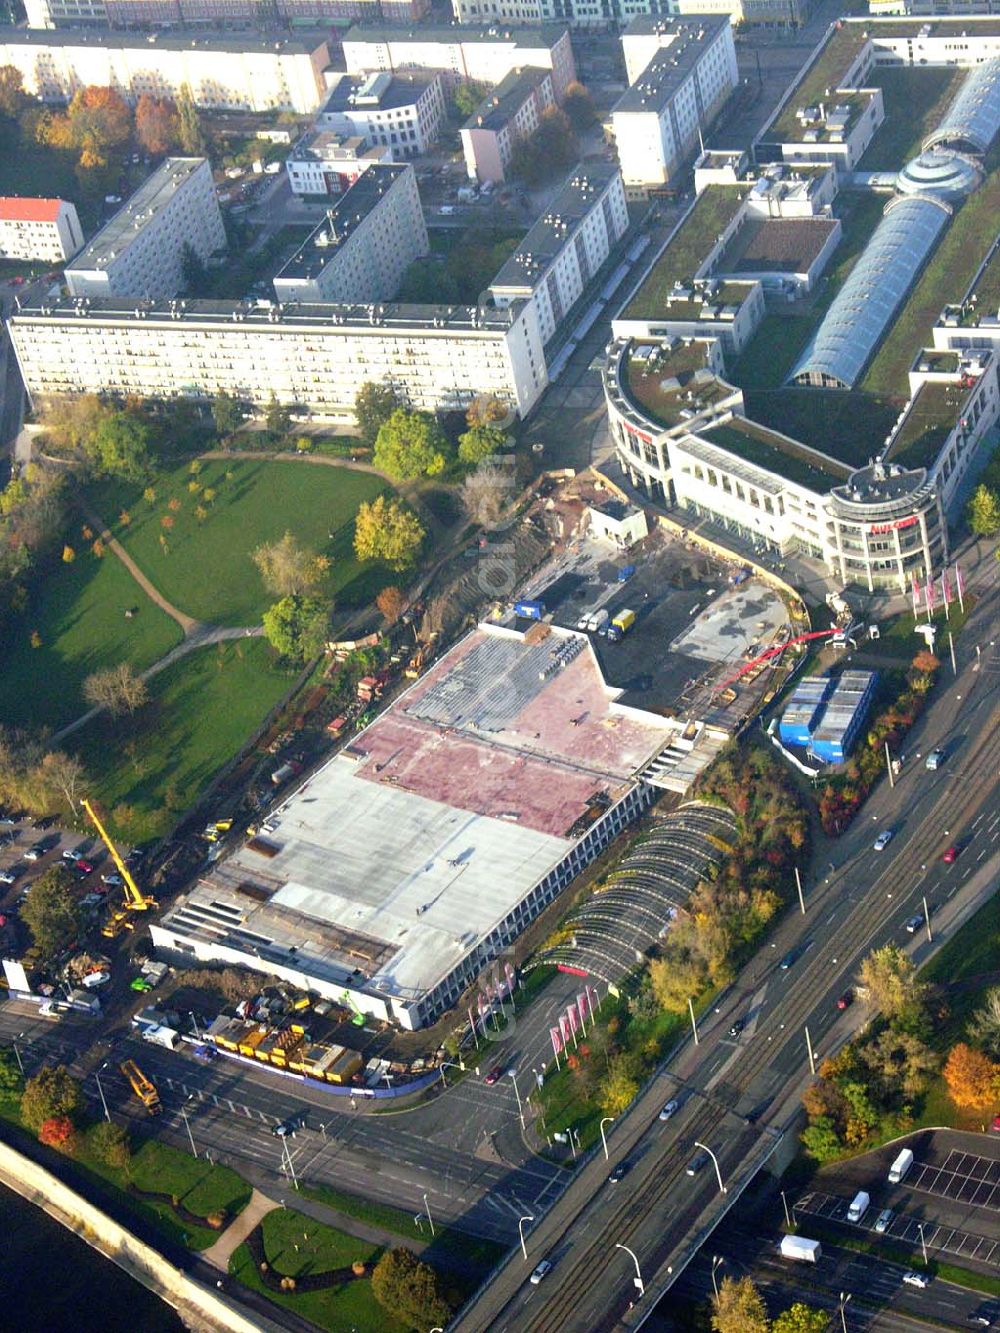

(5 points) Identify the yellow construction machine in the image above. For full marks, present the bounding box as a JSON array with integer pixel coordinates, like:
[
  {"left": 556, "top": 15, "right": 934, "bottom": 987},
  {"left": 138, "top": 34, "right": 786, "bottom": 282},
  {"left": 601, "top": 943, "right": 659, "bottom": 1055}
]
[
  {"left": 81, "top": 798, "right": 158, "bottom": 939},
  {"left": 119, "top": 1059, "right": 161, "bottom": 1115}
]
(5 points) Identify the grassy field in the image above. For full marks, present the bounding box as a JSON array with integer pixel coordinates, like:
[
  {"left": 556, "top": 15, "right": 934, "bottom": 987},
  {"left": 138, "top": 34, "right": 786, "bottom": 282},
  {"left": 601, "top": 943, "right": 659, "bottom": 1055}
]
[
  {"left": 858, "top": 67, "right": 965, "bottom": 172},
  {"left": 72, "top": 637, "right": 295, "bottom": 840},
  {"left": 0, "top": 545, "right": 182, "bottom": 731},
  {"left": 920, "top": 889, "right": 1000, "bottom": 1049},
  {"left": 87, "top": 459, "right": 389, "bottom": 627},
  {"left": 229, "top": 1207, "right": 409, "bottom": 1333}
]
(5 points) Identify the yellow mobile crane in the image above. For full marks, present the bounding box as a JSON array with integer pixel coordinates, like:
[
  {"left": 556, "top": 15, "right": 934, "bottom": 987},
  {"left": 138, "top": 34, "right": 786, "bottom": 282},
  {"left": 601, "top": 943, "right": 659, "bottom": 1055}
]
[
  {"left": 81, "top": 798, "right": 158, "bottom": 939},
  {"left": 119, "top": 1059, "right": 161, "bottom": 1115}
]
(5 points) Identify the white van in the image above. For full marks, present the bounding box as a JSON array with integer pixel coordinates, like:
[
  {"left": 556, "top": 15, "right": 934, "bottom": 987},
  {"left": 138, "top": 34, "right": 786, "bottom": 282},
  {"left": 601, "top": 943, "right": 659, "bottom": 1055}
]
[
  {"left": 847, "top": 1190, "right": 870, "bottom": 1223},
  {"left": 889, "top": 1148, "right": 914, "bottom": 1184}
]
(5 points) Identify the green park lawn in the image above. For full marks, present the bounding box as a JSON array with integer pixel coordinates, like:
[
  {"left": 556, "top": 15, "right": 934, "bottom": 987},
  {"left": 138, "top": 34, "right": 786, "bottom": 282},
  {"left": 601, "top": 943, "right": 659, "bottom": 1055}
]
[
  {"left": 229, "top": 1207, "right": 409, "bottom": 1333},
  {"left": 71, "top": 637, "right": 295, "bottom": 841},
  {"left": 87, "top": 458, "right": 390, "bottom": 627},
  {"left": 0, "top": 545, "right": 182, "bottom": 732}
]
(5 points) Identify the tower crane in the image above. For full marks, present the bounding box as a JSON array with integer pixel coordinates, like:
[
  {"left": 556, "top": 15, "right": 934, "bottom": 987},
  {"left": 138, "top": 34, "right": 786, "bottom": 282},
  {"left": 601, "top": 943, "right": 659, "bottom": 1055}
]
[{"left": 80, "top": 798, "right": 158, "bottom": 939}]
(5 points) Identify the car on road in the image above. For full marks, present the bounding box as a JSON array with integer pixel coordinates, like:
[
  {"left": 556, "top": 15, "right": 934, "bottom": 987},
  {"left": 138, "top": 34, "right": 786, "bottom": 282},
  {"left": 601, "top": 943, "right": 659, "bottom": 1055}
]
[
  {"left": 686, "top": 1151, "right": 708, "bottom": 1176},
  {"left": 991, "top": 1115, "right": 1000, "bottom": 1134},
  {"left": 608, "top": 1161, "right": 631, "bottom": 1184},
  {"left": 192, "top": 1044, "right": 217, "bottom": 1062},
  {"left": 272, "top": 1111, "right": 306, "bottom": 1138},
  {"left": 779, "top": 947, "right": 802, "bottom": 970},
  {"left": 659, "top": 1098, "right": 680, "bottom": 1121},
  {"left": 530, "top": 1259, "right": 553, "bottom": 1285},
  {"left": 875, "top": 1207, "right": 893, "bottom": 1234},
  {"left": 836, "top": 989, "right": 853, "bottom": 1010},
  {"left": 925, "top": 748, "right": 946, "bottom": 771},
  {"left": 943, "top": 844, "right": 959, "bottom": 864},
  {"left": 905, "top": 914, "right": 924, "bottom": 933},
  {"left": 729, "top": 1018, "right": 745, "bottom": 1038},
  {"left": 23, "top": 843, "right": 47, "bottom": 861},
  {"left": 874, "top": 829, "right": 894, "bottom": 851},
  {"left": 968, "top": 1302, "right": 1000, "bottom": 1326},
  {"left": 62, "top": 844, "right": 88, "bottom": 862},
  {"left": 484, "top": 1064, "right": 503, "bottom": 1085},
  {"left": 903, "top": 1271, "right": 931, "bottom": 1289}
]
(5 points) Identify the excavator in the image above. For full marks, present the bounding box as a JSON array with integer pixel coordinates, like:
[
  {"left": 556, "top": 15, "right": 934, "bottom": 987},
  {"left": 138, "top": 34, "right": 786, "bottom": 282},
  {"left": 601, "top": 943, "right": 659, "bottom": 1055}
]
[{"left": 80, "top": 798, "right": 158, "bottom": 940}]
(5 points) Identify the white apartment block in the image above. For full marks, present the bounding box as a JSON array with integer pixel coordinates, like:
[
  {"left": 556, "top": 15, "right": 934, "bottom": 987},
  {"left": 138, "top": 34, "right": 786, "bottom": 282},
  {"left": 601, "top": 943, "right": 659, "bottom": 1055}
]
[
  {"left": 285, "top": 130, "right": 392, "bottom": 198},
  {"left": 611, "top": 17, "right": 739, "bottom": 196},
  {"left": 461, "top": 66, "right": 555, "bottom": 183},
  {"left": 0, "top": 196, "right": 83, "bottom": 263},
  {"left": 0, "top": 28, "right": 330, "bottom": 113},
  {"left": 318, "top": 71, "right": 445, "bottom": 161},
  {"left": 24, "top": 0, "right": 428, "bottom": 30},
  {"left": 8, "top": 297, "right": 548, "bottom": 420},
  {"left": 490, "top": 163, "right": 628, "bottom": 346},
  {"left": 66, "top": 157, "right": 225, "bottom": 301},
  {"left": 342, "top": 22, "right": 577, "bottom": 99},
  {"left": 449, "top": 0, "right": 810, "bottom": 29},
  {"left": 273, "top": 164, "right": 427, "bottom": 305}
]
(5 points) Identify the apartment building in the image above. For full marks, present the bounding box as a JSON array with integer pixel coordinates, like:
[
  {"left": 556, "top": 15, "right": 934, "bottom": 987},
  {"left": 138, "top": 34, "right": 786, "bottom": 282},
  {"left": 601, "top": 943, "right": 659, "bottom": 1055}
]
[
  {"left": 318, "top": 70, "right": 445, "bottom": 160},
  {"left": 611, "top": 17, "right": 739, "bottom": 196},
  {"left": 0, "top": 197, "right": 83, "bottom": 263},
  {"left": 25, "top": 0, "right": 429, "bottom": 30},
  {"left": 341, "top": 22, "right": 576, "bottom": 99},
  {"left": 273, "top": 164, "right": 427, "bottom": 304},
  {"left": 489, "top": 162, "right": 627, "bottom": 346},
  {"left": 285, "top": 130, "right": 392, "bottom": 197},
  {"left": 66, "top": 157, "right": 225, "bottom": 301},
  {"left": 8, "top": 296, "right": 548, "bottom": 419},
  {"left": 461, "top": 66, "right": 555, "bottom": 183},
  {"left": 0, "top": 27, "right": 330, "bottom": 113}
]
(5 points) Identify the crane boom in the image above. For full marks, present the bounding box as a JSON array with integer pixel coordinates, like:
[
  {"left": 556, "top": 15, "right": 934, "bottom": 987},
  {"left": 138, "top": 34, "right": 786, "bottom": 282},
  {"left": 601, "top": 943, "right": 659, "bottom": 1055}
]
[{"left": 81, "top": 798, "right": 156, "bottom": 913}]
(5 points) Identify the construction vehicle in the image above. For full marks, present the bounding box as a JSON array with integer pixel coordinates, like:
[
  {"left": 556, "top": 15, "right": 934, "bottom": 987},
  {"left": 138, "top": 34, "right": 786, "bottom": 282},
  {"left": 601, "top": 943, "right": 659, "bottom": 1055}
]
[
  {"left": 340, "top": 991, "right": 367, "bottom": 1027},
  {"left": 83, "top": 799, "right": 158, "bottom": 940},
  {"left": 201, "top": 819, "right": 233, "bottom": 843},
  {"left": 120, "top": 1059, "right": 161, "bottom": 1115}
]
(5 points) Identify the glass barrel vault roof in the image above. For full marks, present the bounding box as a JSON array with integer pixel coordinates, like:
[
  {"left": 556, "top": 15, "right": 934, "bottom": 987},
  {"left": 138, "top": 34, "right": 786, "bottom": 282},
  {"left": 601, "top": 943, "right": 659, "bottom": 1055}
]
[{"left": 924, "top": 57, "right": 1000, "bottom": 154}]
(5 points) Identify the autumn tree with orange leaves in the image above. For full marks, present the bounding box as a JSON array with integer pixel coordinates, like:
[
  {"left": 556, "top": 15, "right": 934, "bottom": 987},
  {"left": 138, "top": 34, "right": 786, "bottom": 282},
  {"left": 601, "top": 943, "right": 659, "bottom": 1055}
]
[
  {"left": 135, "top": 93, "right": 179, "bottom": 156},
  {"left": 943, "top": 1042, "right": 1000, "bottom": 1111},
  {"left": 36, "top": 85, "right": 132, "bottom": 168}
]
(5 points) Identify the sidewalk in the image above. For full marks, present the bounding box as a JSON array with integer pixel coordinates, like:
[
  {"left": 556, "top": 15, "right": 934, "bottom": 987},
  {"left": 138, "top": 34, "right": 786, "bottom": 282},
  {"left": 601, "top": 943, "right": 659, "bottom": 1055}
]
[{"left": 202, "top": 1186, "right": 279, "bottom": 1272}]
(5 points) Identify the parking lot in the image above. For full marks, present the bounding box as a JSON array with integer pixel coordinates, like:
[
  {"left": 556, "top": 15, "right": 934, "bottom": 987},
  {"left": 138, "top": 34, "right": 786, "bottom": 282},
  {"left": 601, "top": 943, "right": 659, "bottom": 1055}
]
[{"left": 910, "top": 1149, "right": 1000, "bottom": 1214}]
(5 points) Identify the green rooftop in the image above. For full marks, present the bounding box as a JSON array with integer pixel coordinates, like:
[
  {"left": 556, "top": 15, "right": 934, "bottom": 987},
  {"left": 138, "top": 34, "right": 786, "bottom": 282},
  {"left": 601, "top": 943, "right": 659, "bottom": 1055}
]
[
  {"left": 620, "top": 186, "right": 748, "bottom": 321},
  {"left": 885, "top": 380, "right": 966, "bottom": 470},
  {"left": 623, "top": 341, "right": 734, "bottom": 429},
  {"left": 765, "top": 25, "right": 872, "bottom": 142},
  {"left": 701, "top": 418, "right": 851, "bottom": 493}
]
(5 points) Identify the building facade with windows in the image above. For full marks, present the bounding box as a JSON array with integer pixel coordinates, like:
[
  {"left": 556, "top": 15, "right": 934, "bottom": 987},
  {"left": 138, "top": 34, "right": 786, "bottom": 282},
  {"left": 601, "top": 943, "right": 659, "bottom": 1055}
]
[
  {"left": 284, "top": 130, "right": 392, "bottom": 198},
  {"left": 0, "top": 196, "right": 83, "bottom": 263},
  {"left": 460, "top": 66, "right": 555, "bottom": 183},
  {"left": 318, "top": 70, "right": 446, "bottom": 161},
  {"left": 342, "top": 22, "right": 576, "bottom": 99},
  {"left": 65, "top": 157, "right": 225, "bottom": 301},
  {"left": 489, "top": 163, "right": 628, "bottom": 346},
  {"left": 24, "top": 0, "right": 429, "bottom": 31},
  {"left": 8, "top": 295, "right": 548, "bottom": 420},
  {"left": 273, "top": 164, "right": 427, "bottom": 305},
  {"left": 449, "top": 0, "right": 812, "bottom": 30}
]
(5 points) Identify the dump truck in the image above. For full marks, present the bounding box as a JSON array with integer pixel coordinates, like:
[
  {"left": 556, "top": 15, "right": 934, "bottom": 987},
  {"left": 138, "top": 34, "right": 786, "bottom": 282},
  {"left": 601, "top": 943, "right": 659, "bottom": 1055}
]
[
  {"left": 779, "top": 1235, "right": 821, "bottom": 1263},
  {"left": 120, "top": 1059, "right": 161, "bottom": 1116},
  {"left": 606, "top": 609, "right": 636, "bottom": 643}
]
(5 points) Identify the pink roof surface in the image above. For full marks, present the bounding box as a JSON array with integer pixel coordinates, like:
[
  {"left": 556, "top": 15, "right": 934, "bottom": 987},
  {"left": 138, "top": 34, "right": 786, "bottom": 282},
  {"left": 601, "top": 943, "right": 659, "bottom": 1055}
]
[{"left": 0, "top": 197, "right": 64, "bottom": 223}]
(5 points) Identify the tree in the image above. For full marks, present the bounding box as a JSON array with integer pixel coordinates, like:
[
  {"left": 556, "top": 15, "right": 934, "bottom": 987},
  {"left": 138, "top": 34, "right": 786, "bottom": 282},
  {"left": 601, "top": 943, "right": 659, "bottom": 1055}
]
[
  {"left": 39, "top": 1115, "right": 79, "bottom": 1153},
  {"left": 772, "top": 1304, "right": 829, "bottom": 1333},
  {"left": 371, "top": 1247, "right": 451, "bottom": 1329},
  {"left": 712, "top": 1275, "right": 770, "bottom": 1333},
  {"left": 253, "top": 531, "right": 329, "bottom": 597},
  {"left": 452, "top": 79, "right": 487, "bottom": 120},
  {"left": 858, "top": 945, "right": 926, "bottom": 1022},
  {"left": 943, "top": 1042, "right": 1000, "bottom": 1111},
  {"left": 397, "top": 258, "right": 460, "bottom": 305},
  {"left": 88, "top": 1120, "right": 131, "bottom": 1169},
  {"left": 134, "top": 92, "right": 179, "bottom": 155},
  {"left": 262, "top": 595, "right": 329, "bottom": 662},
  {"left": 458, "top": 424, "right": 507, "bottom": 467},
  {"left": 37, "top": 750, "right": 87, "bottom": 812},
  {"left": 800, "top": 1115, "right": 843, "bottom": 1162},
  {"left": 463, "top": 459, "right": 516, "bottom": 528},
  {"left": 20, "top": 867, "right": 84, "bottom": 961},
  {"left": 84, "top": 411, "right": 151, "bottom": 482},
  {"left": 599, "top": 1051, "right": 641, "bottom": 1116},
  {"left": 0, "top": 1046, "right": 23, "bottom": 1100},
  {"left": 175, "top": 84, "right": 205, "bottom": 154},
  {"left": 354, "top": 495, "right": 425, "bottom": 571},
  {"left": 45, "top": 85, "right": 133, "bottom": 169},
  {"left": 41, "top": 394, "right": 111, "bottom": 453},
  {"left": 83, "top": 663, "right": 149, "bottom": 717},
  {"left": 466, "top": 394, "right": 510, "bottom": 429},
  {"left": 968, "top": 987, "right": 1000, "bottom": 1058},
  {"left": 563, "top": 80, "right": 597, "bottom": 132},
  {"left": 0, "top": 64, "right": 28, "bottom": 120},
  {"left": 373, "top": 409, "right": 448, "bottom": 481},
  {"left": 354, "top": 382, "right": 402, "bottom": 448},
  {"left": 967, "top": 483, "right": 1000, "bottom": 537},
  {"left": 376, "top": 585, "right": 407, "bottom": 624},
  {"left": 650, "top": 952, "right": 708, "bottom": 1014},
  {"left": 21, "top": 1064, "right": 83, "bottom": 1132},
  {"left": 212, "top": 390, "right": 243, "bottom": 438},
  {"left": 265, "top": 394, "right": 293, "bottom": 441},
  {"left": 509, "top": 106, "right": 577, "bottom": 186}
]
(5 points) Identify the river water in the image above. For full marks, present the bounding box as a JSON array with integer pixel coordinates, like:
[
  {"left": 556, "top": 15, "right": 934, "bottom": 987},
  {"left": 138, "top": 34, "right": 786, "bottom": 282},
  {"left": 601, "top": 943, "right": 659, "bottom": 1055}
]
[{"left": 0, "top": 1181, "right": 185, "bottom": 1332}]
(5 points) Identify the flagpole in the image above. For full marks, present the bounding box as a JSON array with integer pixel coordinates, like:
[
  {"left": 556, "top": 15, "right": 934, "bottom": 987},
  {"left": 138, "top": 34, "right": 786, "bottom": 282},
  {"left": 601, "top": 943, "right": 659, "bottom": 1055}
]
[{"left": 956, "top": 563, "right": 965, "bottom": 613}]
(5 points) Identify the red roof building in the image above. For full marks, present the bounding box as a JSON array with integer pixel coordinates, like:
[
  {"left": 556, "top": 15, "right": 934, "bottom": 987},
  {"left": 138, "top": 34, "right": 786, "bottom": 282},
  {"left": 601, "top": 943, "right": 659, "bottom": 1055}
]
[{"left": 0, "top": 196, "right": 83, "bottom": 263}]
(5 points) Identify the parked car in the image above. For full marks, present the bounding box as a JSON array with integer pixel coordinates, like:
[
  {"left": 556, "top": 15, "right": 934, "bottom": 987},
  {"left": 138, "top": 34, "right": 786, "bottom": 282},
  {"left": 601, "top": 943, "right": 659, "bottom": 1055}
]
[
  {"left": 62, "top": 844, "right": 88, "bottom": 862},
  {"left": 530, "top": 1259, "right": 553, "bottom": 1285},
  {"left": 659, "top": 1098, "right": 680, "bottom": 1121},
  {"left": 874, "top": 829, "right": 894, "bottom": 851},
  {"left": 74, "top": 859, "right": 94, "bottom": 875},
  {"left": 608, "top": 1161, "right": 631, "bottom": 1184},
  {"left": 0, "top": 867, "right": 18, "bottom": 885},
  {"left": 990, "top": 1115, "right": 1000, "bottom": 1134},
  {"left": 32, "top": 815, "right": 56, "bottom": 829},
  {"left": 192, "top": 1044, "right": 218, "bottom": 1062},
  {"left": 943, "top": 845, "right": 959, "bottom": 864},
  {"left": 903, "top": 1271, "right": 931, "bottom": 1289},
  {"left": 24, "top": 844, "right": 46, "bottom": 861},
  {"left": 729, "top": 1018, "right": 745, "bottom": 1038},
  {"left": 875, "top": 1208, "right": 893, "bottom": 1234},
  {"left": 102, "top": 872, "right": 124, "bottom": 888}
]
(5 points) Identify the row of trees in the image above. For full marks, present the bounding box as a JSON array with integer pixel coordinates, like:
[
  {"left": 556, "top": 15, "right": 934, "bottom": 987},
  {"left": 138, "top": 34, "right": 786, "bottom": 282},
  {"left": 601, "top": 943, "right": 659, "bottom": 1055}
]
[
  {"left": 0, "top": 725, "right": 86, "bottom": 822},
  {"left": 0, "top": 463, "right": 68, "bottom": 639},
  {"left": 355, "top": 382, "right": 512, "bottom": 482},
  {"left": 967, "top": 436, "right": 1000, "bottom": 538},
  {"left": 817, "top": 650, "right": 940, "bottom": 837},
  {"left": 711, "top": 1275, "right": 828, "bottom": 1333},
  {"left": 941, "top": 983, "right": 1000, "bottom": 1112},
  {"left": 3, "top": 1055, "right": 131, "bottom": 1166}
]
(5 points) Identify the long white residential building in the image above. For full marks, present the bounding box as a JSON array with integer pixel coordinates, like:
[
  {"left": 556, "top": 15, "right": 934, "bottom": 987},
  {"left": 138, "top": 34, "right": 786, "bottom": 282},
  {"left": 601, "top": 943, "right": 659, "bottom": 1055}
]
[
  {"left": 0, "top": 26, "right": 331, "bottom": 113},
  {"left": 273, "top": 164, "right": 427, "bottom": 304},
  {"left": 342, "top": 22, "right": 577, "bottom": 99},
  {"left": 612, "top": 17, "right": 739, "bottom": 196},
  {"left": 65, "top": 157, "right": 225, "bottom": 301},
  {"left": 8, "top": 296, "right": 548, "bottom": 420},
  {"left": 0, "top": 196, "right": 83, "bottom": 262},
  {"left": 449, "top": 0, "right": 813, "bottom": 30},
  {"left": 24, "top": 0, "right": 428, "bottom": 31},
  {"left": 490, "top": 162, "right": 628, "bottom": 346}
]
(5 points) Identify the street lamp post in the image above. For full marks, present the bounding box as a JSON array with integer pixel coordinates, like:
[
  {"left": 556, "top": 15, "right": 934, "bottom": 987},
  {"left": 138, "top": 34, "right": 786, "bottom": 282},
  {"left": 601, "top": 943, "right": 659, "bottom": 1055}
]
[
  {"left": 599, "top": 1116, "right": 614, "bottom": 1161},
  {"left": 180, "top": 1098, "right": 198, "bottom": 1159},
  {"left": 518, "top": 1214, "right": 534, "bottom": 1261},
  {"left": 11, "top": 1032, "right": 25, "bottom": 1076},
  {"left": 566, "top": 1128, "right": 577, "bottom": 1161},
  {"left": 917, "top": 1222, "right": 928, "bottom": 1265},
  {"left": 839, "top": 1291, "right": 851, "bottom": 1333},
  {"left": 189, "top": 1011, "right": 201, "bottom": 1039},
  {"left": 711, "top": 1254, "right": 725, "bottom": 1299},
  {"left": 780, "top": 1190, "right": 793, "bottom": 1228},
  {"left": 615, "top": 1243, "right": 644, "bottom": 1299},
  {"left": 438, "top": 1059, "right": 466, "bottom": 1088},
  {"left": 509, "top": 1070, "right": 523, "bottom": 1126},
  {"left": 694, "top": 1141, "right": 727, "bottom": 1194},
  {"left": 688, "top": 996, "right": 699, "bottom": 1045},
  {"left": 423, "top": 1192, "right": 435, "bottom": 1238},
  {"left": 94, "top": 1063, "right": 111, "bottom": 1123}
]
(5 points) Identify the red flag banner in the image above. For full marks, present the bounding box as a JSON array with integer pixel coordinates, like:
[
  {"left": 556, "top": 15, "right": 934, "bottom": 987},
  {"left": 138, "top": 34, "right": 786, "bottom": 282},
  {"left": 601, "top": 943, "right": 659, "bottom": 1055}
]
[{"left": 550, "top": 1026, "right": 563, "bottom": 1058}]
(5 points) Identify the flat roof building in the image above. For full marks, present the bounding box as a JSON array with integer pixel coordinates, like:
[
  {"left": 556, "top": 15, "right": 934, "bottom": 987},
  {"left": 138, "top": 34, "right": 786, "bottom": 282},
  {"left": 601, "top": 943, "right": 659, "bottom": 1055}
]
[
  {"left": 461, "top": 66, "right": 555, "bottom": 184},
  {"left": 0, "top": 196, "right": 83, "bottom": 263},
  {"left": 490, "top": 162, "right": 628, "bottom": 346},
  {"left": 284, "top": 130, "right": 391, "bottom": 199},
  {"left": 318, "top": 69, "right": 446, "bottom": 161},
  {"left": 65, "top": 157, "right": 225, "bottom": 302},
  {"left": 272, "top": 164, "right": 427, "bottom": 305},
  {"left": 24, "top": 0, "right": 429, "bottom": 31},
  {"left": 149, "top": 624, "right": 675, "bottom": 1029},
  {"left": 0, "top": 26, "right": 331, "bottom": 114}
]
